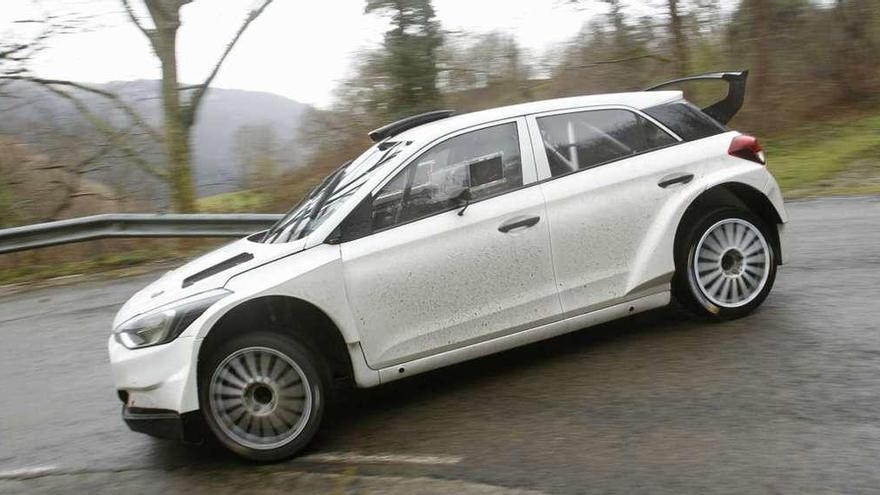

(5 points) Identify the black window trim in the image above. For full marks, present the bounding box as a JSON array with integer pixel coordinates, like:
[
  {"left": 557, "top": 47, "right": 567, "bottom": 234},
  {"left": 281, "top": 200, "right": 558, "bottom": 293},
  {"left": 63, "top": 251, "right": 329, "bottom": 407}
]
[
  {"left": 527, "top": 104, "right": 684, "bottom": 183},
  {"left": 642, "top": 99, "right": 729, "bottom": 142}
]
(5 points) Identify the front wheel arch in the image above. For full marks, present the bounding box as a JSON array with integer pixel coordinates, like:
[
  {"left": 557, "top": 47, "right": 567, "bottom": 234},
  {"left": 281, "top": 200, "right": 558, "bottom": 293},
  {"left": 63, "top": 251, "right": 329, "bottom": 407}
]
[{"left": 197, "top": 295, "right": 354, "bottom": 397}]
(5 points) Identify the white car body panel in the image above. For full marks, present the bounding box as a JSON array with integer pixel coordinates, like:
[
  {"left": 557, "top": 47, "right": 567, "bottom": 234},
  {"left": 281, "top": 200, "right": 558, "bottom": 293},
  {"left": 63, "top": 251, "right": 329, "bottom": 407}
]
[
  {"left": 108, "top": 334, "right": 198, "bottom": 412},
  {"left": 339, "top": 117, "right": 561, "bottom": 368},
  {"left": 108, "top": 89, "right": 788, "bottom": 417},
  {"left": 376, "top": 291, "right": 670, "bottom": 382},
  {"left": 341, "top": 184, "right": 559, "bottom": 368},
  {"left": 113, "top": 236, "right": 306, "bottom": 328}
]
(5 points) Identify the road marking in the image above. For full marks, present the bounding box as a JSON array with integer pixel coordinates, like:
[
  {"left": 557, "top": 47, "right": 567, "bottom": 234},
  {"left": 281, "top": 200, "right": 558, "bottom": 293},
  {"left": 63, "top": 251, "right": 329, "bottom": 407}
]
[
  {"left": 0, "top": 453, "right": 462, "bottom": 480},
  {"left": 0, "top": 466, "right": 60, "bottom": 480},
  {"left": 298, "top": 452, "right": 462, "bottom": 466}
]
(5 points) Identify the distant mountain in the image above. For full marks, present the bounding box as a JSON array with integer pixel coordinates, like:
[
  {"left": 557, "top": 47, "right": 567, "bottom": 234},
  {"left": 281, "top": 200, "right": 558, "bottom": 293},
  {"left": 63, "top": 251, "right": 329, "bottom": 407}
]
[{"left": 0, "top": 80, "right": 311, "bottom": 198}]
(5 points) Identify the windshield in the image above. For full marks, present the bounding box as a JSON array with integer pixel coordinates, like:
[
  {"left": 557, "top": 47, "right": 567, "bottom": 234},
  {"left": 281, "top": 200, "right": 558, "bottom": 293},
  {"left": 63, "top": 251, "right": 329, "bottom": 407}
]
[{"left": 262, "top": 142, "right": 403, "bottom": 244}]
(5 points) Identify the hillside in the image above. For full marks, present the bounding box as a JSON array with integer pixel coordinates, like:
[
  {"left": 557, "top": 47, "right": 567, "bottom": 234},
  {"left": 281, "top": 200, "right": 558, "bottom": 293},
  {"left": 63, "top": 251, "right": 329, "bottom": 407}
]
[{"left": 0, "top": 80, "right": 311, "bottom": 198}]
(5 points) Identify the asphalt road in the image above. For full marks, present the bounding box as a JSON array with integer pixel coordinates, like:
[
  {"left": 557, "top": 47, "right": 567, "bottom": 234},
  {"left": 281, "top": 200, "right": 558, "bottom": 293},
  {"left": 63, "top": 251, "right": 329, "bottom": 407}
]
[{"left": 1, "top": 196, "right": 879, "bottom": 494}]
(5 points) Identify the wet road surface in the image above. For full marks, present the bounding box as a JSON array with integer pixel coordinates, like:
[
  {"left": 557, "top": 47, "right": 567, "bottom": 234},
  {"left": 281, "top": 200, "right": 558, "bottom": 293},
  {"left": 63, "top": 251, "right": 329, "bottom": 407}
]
[{"left": 1, "top": 196, "right": 879, "bottom": 494}]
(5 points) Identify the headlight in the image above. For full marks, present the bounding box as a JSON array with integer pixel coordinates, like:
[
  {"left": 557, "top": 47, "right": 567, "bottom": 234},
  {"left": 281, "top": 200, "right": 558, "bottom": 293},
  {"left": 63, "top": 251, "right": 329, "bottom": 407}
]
[{"left": 114, "top": 289, "right": 232, "bottom": 349}]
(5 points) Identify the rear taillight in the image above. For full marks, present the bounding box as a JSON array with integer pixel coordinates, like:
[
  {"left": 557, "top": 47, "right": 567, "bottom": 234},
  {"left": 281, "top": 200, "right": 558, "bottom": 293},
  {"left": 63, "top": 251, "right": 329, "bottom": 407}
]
[{"left": 728, "top": 135, "right": 765, "bottom": 165}]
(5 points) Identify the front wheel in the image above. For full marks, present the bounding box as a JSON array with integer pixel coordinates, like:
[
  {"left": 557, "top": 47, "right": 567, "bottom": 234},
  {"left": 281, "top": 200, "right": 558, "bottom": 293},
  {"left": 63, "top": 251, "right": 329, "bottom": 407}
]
[
  {"left": 673, "top": 207, "right": 777, "bottom": 320},
  {"left": 199, "top": 331, "right": 326, "bottom": 461}
]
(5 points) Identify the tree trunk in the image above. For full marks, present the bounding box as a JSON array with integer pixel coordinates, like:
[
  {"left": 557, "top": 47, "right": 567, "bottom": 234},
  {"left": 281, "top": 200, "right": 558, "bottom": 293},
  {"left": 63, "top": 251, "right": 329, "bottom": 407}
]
[
  {"left": 146, "top": 0, "right": 196, "bottom": 213},
  {"left": 833, "top": 0, "right": 875, "bottom": 101},
  {"left": 166, "top": 119, "right": 195, "bottom": 213},
  {"left": 749, "top": 0, "right": 772, "bottom": 111},
  {"left": 668, "top": 0, "right": 690, "bottom": 76}
]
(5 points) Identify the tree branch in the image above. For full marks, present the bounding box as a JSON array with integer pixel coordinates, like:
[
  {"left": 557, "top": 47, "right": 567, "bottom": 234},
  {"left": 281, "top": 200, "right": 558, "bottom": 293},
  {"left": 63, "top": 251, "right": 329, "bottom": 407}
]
[
  {"left": 0, "top": 44, "right": 29, "bottom": 61},
  {"left": 2, "top": 75, "right": 164, "bottom": 144},
  {"left": 184, "top": 0, "right": 274, "bottom": 121},
  {"left": 561, "top": 53, "right": 671, "bottom": 70},
  {"left": 47, "top": 142, "right": 116, "bottom": 220},
  {"left": 73, "top": 144, "right": 114, "bottom": 174},
  {"left": 41, "top": 85, "right": 168, "bottom": 180},
  {"left": 120, "top": 0, "right": 154, "bottom": 41}
]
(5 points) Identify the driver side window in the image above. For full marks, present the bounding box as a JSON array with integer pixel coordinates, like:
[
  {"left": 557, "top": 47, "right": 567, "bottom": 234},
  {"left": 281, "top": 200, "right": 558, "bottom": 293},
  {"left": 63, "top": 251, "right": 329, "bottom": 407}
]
[{"left": 371, "top": 122, "right": 523, "bottom": 231}]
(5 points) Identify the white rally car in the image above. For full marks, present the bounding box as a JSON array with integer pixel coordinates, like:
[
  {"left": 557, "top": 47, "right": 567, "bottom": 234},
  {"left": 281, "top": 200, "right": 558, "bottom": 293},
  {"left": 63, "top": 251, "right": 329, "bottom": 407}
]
[{"left": 109, "top": 71, "right": 786, "bottom": 461}]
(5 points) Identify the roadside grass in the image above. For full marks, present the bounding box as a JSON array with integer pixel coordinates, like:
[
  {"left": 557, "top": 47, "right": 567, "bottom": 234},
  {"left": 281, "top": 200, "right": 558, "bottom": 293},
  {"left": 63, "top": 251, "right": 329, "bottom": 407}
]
[
  {"left": 197, "top": 189, "right": 272, "bottom": 213},
  {"left": 765, "top": 113, "right": 880, "bottom": 198},
  {"left": 0, "top": 250, "right": 176, "bottom": 286}
]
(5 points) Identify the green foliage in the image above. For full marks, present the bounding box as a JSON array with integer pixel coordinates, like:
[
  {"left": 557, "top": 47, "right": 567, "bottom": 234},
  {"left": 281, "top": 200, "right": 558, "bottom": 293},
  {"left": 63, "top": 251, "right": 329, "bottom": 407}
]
[
  {"left": 293, "top": 0, "right": 880, "bottom": 209},
  {"left": 365, "top": 0, "right": 444, "bottom": 120},
  {"left": 0, "top": 181, "right": 16, "bottom": 229},
  {"left": 197, "top": 190, "right": 273, "bottom": 213},
  {"left": 0, "top": 250, "right": 172, "bottom": 286},
  {"left": 765, "top": 112, "right": 880, "bottom": 197}
]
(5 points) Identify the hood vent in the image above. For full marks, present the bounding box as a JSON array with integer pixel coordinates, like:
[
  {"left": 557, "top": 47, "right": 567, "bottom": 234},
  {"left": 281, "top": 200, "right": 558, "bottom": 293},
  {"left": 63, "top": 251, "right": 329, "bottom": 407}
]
[{"left": 182, "top": 252, "right": 254, "bottom": 288}]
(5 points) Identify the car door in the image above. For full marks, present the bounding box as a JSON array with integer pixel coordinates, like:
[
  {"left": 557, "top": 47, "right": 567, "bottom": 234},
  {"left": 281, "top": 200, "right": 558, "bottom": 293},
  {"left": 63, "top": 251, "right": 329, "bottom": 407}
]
[
  {"left": 339, "top": 119, "right": 562, "bottom": 369},
  {"left": 527, "top": 106, "right": 700, "bottom": 317}
]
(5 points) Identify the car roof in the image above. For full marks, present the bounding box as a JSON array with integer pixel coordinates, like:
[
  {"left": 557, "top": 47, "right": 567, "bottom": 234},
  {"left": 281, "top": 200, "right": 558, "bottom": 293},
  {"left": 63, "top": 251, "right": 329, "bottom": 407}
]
[{"left": 393, "top": 90, "right": 683, "bottom": 143}]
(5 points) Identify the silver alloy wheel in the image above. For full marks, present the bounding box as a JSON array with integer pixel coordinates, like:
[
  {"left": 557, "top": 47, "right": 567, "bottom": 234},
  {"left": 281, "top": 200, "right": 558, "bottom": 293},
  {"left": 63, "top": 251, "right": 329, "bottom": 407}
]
[
  {"left": 693, "top": 218, "right": 770, "bottom": 308},
  {"left": 209, "top": 346, "right": 312, "bottom": 450}
]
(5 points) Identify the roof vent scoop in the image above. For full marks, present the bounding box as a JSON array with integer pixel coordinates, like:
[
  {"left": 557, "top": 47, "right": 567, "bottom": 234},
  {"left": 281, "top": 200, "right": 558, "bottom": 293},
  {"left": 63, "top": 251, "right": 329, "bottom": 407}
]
[{"left": 368, "top": 110, "right": 455, "bottom": 142}]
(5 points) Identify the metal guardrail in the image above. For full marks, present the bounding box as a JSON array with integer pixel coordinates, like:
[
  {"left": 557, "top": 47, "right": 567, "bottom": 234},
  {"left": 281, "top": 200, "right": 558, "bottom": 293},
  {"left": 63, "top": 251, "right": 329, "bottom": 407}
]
[{"left": 0, "top": 213, "right": 283, "bottom": 255}]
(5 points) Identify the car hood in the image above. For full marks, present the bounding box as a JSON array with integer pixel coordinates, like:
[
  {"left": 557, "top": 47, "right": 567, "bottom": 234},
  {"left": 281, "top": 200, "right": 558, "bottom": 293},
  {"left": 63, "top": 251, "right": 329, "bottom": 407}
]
[{"left": 113, "top": 235, "right": 307, "bottom": 328}]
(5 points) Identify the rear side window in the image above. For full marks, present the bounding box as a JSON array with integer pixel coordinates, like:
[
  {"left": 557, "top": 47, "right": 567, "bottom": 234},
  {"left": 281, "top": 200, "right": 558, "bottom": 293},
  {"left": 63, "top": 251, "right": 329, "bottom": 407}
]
[
  {"left": 537, "top": 109, "right": 676, "bottom": 177},
  {"left": 643, "top": 101, "right": 727, "bottom": 141}
]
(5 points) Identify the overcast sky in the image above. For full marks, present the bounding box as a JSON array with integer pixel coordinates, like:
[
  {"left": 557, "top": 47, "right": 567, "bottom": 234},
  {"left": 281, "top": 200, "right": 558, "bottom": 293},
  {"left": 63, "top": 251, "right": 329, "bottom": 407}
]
[{"left": 1, "top": 0, "right": 606, "bottom": 108}]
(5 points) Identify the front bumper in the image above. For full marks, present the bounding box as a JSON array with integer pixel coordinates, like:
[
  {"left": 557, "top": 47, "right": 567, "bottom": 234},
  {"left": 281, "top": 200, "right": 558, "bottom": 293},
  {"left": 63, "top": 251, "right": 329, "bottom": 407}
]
[
  {"left": 108, "top": 334, "right": 201, "bottom": 414},
  {"left": 121, "top": 403, "right": 203, "bottom": 443}
]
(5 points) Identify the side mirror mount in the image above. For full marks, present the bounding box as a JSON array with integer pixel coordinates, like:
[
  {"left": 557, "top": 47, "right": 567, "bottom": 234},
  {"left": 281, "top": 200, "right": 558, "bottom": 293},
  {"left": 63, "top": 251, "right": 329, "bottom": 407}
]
[
  {"left": 451, "top": 187, "right": 472, "bottom": 216},
  {"left": 328, "top": 194, "right": 373, "bottom": 244}
]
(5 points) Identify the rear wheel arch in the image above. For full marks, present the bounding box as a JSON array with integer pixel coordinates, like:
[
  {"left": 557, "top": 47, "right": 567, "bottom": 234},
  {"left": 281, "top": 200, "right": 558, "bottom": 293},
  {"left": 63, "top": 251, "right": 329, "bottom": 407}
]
[
  {"left": 198, "top": 295, "right": 354, "bottom": 393},
  {"left": 675, "top": 182, "right": 783, "bottom": 265}
]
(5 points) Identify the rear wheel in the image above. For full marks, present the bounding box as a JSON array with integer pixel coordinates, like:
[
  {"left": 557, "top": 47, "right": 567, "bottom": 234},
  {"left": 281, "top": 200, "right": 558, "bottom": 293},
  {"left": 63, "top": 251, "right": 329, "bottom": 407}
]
[
  {"left": 673, "top": 207, "right": 777, "bottom": 320},
  {"left": 200, "top": 331, "right": 326, "bottom": 461}
]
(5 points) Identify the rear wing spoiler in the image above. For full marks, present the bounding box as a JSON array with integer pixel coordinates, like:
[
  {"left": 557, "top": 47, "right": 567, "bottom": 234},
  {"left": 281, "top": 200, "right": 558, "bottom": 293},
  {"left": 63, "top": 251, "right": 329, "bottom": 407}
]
[{"left": 644, "top": 70, "right": 748, "bottom": 125}]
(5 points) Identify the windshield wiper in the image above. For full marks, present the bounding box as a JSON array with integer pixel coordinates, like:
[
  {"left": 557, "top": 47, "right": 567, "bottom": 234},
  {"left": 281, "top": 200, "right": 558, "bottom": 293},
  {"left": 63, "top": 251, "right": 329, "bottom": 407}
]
[
  {"left": 263, "top": 141, "right": 402, "bottom": 243},
  {"left": 285, "top": 162, "right": 353, "bottom": 242},
  {"left": 263, "top": 160, "right": 352, "bottom": 243},
  {"left": 324, "top": 144, "right": 402, "bottom": 205}
]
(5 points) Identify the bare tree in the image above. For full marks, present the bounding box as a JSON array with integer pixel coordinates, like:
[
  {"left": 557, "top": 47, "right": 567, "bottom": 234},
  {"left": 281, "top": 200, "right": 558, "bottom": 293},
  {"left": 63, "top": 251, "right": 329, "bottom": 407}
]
[
  {"left": 2, "top": 1, "right": 275, "bottom": 212},
  {"left": 832, "top": 0, "right": 877, "bottom": 101},
  {"left": 746, "top": 0, "right": 772, "bottom": 109},
  {"left": 667, "top": 0, "right": 691, "bottom": 76},
  {"left": 120, "top": 0, "right": 275, "bottom": 212}
]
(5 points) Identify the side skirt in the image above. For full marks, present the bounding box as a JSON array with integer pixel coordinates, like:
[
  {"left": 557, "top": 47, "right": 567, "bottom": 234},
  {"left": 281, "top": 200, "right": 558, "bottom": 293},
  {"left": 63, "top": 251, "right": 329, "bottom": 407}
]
[{"left": 368, "top": 290, "right": 670, "bottom": 385}]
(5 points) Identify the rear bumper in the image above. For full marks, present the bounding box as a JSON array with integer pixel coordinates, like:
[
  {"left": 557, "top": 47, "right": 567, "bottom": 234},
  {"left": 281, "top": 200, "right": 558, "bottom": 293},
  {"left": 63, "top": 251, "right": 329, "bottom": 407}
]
[{"left": 121, "top": 404, "right": 203, "bottom": 443}]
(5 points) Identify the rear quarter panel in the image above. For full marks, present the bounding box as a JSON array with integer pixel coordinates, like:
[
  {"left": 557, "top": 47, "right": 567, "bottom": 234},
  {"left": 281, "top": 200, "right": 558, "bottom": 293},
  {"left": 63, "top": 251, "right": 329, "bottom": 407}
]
[{"left": 625, "top": 137, "right": 785, "bottom": 295}]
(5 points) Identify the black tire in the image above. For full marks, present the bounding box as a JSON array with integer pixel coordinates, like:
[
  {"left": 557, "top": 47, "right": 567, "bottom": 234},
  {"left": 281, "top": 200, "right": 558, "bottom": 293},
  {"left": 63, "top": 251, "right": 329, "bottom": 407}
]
[
  {"left": 673, "top": 206, "right": 777, "bottom": 320},
  {"left": 199, "top": 331, "right": 326, "bottom": 462}
]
